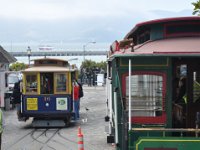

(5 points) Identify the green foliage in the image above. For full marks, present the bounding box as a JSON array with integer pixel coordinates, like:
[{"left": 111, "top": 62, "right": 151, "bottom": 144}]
[
  {"left": 192, "top": 0, "right": 200, "bottom": 15},
  {"left": 9, "top": 62, "right": 27, "bottom": 71},
  {"left": 96, "top": 61, "right": 107, "bottom": 71},
  {"left": 80, "top": 59, "right": 106, "bottom": 71}
]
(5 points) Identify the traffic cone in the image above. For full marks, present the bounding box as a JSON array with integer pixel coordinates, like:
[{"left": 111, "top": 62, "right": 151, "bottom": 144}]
[{"left": 78, "top": 126, "right": 84, "bottom": 150}]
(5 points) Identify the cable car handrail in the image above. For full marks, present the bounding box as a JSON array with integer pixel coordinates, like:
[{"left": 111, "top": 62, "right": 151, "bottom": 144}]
[
  {"left": 132, "top": 127, "right": 200, "bottom": 132},
  {"left": 131, "top": 108, "right": 162, "bottom": 111},
  {"left": 127, "top": 99, "right": 162, "bottom": 102}
]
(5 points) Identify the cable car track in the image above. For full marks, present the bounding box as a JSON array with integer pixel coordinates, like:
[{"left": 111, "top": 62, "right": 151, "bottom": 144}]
[
  {"left": 5, "top": 129, "right": 37, "bottom": 150},
  {"left": 39, "top": 129, "right": 60, "bottom": 150},
  {"left": 5, "top": 128, "right": 62, "bottom": 150},
  {"left": 5, "top": 127, "right": 81, "bottom": 150},
  {"left": 57, "top": 130, "right": 77, "bottom": 144},
  {"left": 30, "top": 129, "right": 49, "bottom": 144}
]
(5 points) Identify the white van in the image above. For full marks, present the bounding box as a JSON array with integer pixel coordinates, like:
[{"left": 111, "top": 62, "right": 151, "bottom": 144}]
[{"left": 7, "top": 73, "right": 19, "bottom": 91}]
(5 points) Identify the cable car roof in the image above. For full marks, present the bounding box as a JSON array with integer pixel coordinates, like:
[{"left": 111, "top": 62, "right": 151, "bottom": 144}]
[
  {"left": 124, "top": 16, "right": 200, "bottom": 39},
  {"left": 22, "top": 66, "right": 77, "bottom": 73},
  {"left": 111, "top": 37, "right": 200, "bottom": 56},
  {"left": 32, "top": 57, "right": 68, "bottom": 63},
  {"left": 133, "top": 37, "right": 200, "bottom": 54}
]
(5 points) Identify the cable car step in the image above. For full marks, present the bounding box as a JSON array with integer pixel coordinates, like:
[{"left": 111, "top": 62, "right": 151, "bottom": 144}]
[{"left": 32, "top": 119, "right": 66, "bottom": 127}]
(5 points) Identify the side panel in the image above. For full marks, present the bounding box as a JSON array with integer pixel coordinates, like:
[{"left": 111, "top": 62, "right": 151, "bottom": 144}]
[
  {"left": 22, "top": 94, "right": 72, "bottom": 118},
  {"left": 133, "top": 137, "right": 200, "bottom": 150},
  {"left": 113, "top": 56, "right": 171, "bottom": 149}
]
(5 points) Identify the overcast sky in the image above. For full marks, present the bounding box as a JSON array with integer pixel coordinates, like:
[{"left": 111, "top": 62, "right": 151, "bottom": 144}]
[
  {"left": 0, "top": 0, "right": 196, "bottom": 44},
  {"left": 0, "top": 0, "right": 194, "bottom": 20}
]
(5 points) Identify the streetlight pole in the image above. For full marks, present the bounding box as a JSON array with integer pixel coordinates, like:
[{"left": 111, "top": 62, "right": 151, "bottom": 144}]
[
  {"left": 83, "top": 41, "right": 96, "bottom": 62},
  {"left": 27, "top": 46, "right": 31, "bottom": 66}
]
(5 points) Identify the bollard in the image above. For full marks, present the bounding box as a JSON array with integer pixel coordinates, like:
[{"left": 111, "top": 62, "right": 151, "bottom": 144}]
[{"left": 78, "top": 126, "right": 84, "bottom": 150}]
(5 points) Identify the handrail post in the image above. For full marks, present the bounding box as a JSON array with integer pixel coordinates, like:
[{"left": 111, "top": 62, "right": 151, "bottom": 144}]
[
  {"left": 114, "top": 89, "right": 119, "bottom": 144},
  {"left": 128, "top": 59, "right": 132, "bottom": 131}
]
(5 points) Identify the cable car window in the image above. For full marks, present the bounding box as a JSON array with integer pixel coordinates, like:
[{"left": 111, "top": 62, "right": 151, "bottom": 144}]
[
  {"left": 108, "top": 61, "right": 112, "bottom": 78},
  {"left": 126, "top": 74, "right": 163, "bottom": 117},
  {"left": 193, "top": 71, "right": 200, "bottom": 103},
  {"left": 55, "top": 73, "right": 67, "bottom": 93},
  {"left": 40, "top": 73, "right": 54, "bottom": 94},
  {"left": 26, "top": 74, "right": 37, "bottom": 93},
  {"left": 137, "top": 29, "right": 150, "bottom": 44},
  {"left": 165, "top": 22, "right": 200, "bottom": 37}
]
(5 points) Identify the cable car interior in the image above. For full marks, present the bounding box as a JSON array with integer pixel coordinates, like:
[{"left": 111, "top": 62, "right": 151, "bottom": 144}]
[
  {"left": 172, "top": 58, "right": 200, "bottom": 132},
  {"left": 40, "top": 73, "right": 54, "bottom": 94}
]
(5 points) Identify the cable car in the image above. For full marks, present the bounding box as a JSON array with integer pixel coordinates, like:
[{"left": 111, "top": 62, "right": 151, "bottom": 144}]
[
  {"left": 106, "top": 17, "right": 200, "bottom": 150},
  {"left": 20, "top": 58, "right": 78, "bottom": 127}
]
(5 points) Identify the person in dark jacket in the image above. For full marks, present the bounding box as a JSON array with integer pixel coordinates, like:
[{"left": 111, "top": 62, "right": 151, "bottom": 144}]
[
  {"left": 176, "top": 75, "right": 186, "bottom": 103},
  {"left": 12, "top": 81, "right": 22, "bottom": 119},
  {"left": 12, "top": 82, "right": 21, "bottom": 104}
]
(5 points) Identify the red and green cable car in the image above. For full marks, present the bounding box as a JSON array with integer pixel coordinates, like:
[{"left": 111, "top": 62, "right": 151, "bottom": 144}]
[{"left": 106, "top": 17, "right": 200, "bottom": 150}]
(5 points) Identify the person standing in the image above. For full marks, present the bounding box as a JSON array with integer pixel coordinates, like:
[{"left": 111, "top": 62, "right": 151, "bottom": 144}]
[
  {"left": 12, "top": 81, "right": 22, "bottom": 119},
  {"left": 73, "top": 80, "right": 80, "bottom": 120},
  {"left": 176, "top": 74, "right": 187, "bottom": 104},
  {"left": 77, "top": 80, "right": 83, "bottom": 110}
]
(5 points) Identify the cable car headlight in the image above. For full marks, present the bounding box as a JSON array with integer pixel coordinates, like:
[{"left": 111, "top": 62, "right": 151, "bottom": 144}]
[{"left": 45, "top": 103, "right": 49, "bottom": 107}]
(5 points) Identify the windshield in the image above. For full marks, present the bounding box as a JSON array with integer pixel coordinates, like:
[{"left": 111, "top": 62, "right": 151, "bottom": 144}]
[{"left": 8, "top": 75, "right": 19, "bottom": 84}]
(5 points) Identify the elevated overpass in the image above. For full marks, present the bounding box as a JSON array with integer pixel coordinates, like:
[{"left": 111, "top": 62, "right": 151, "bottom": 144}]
[{"left": 9, "top": 50, "right": 108, "bottom": 57}]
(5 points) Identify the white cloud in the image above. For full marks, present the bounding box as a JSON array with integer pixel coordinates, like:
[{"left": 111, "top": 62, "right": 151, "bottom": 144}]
[{"left": 0, "top": 0, "right": 194, "bottom": 20}]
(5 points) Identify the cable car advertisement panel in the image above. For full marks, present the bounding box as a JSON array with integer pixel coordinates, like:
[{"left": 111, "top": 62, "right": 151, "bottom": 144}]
[
  {"left": 26, "top": 98, "right": 38, "bottom": 111},
  {"left": 56, "top": 97, "right": 68, "bottom": 110}
]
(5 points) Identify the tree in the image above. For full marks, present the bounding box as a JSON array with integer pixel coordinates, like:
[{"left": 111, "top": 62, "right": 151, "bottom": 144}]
[
  {"left": 79, "top": 59, "right": 107, "bottom": 83},
  {"left": 80, "top": 59, "right": 106, "bottom": 71},
  {"left": 96, "top": 61, "right": 107, "bottom": 71},
  {"left": 192, "top": 0, "right": 200, "bottom": 15},
  {"left": 9, "top": 62, "right": 27, "bottom": 71},
  {"left": 80, "top": 60, "right": 96, "bottom": 70}
]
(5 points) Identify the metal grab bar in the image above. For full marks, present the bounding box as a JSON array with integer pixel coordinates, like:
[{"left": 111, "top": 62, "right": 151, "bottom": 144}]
[
  {"left": 131, "top": 108, "right": 162, "bottom": 111},
  {"left": 132, "top": 128, "right": 200, "bottom": 137},
  {"left": 132, "top": 128, "right": 200, "bottom": 132}
]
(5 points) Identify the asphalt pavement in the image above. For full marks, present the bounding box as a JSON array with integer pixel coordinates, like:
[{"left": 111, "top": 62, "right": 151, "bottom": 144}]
[{"left": 2, "top": 85, "right": 115, "bottom": 150}]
